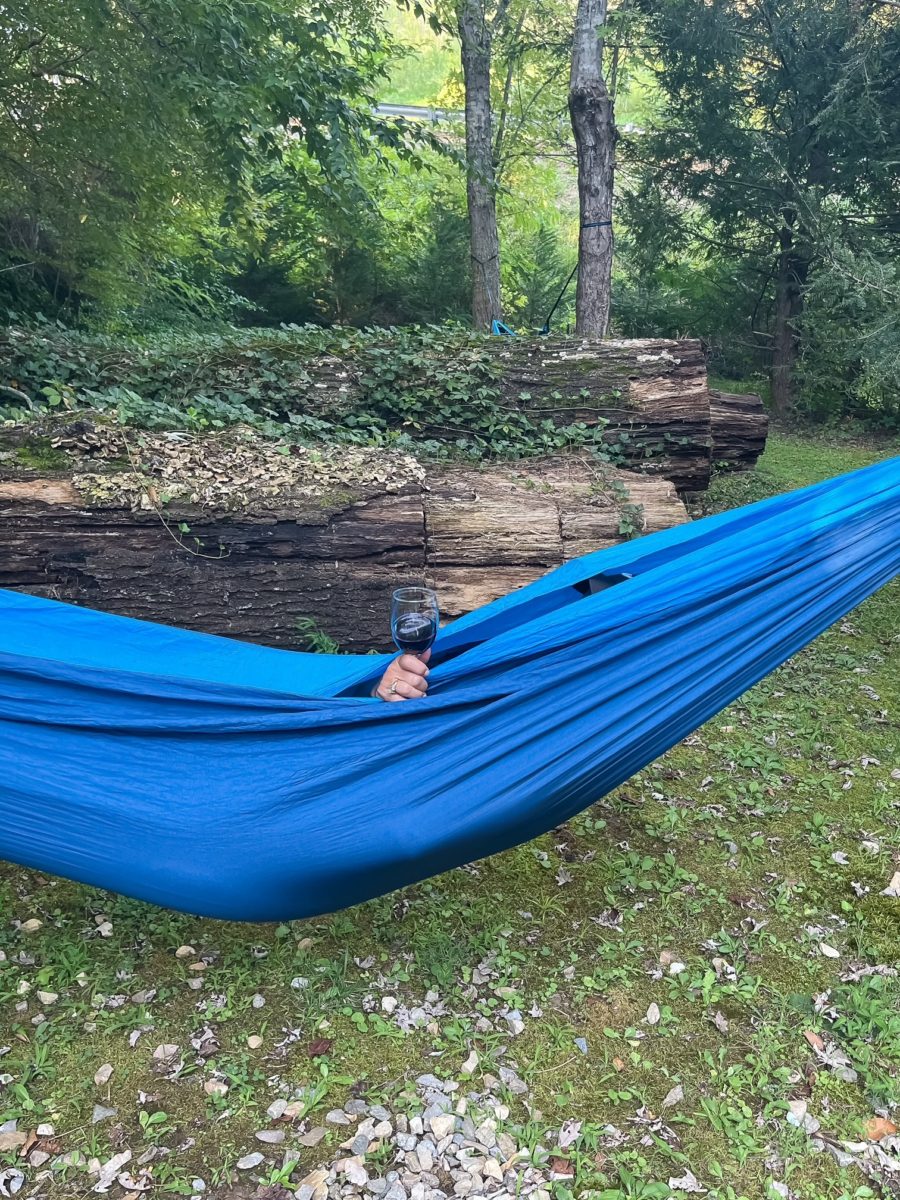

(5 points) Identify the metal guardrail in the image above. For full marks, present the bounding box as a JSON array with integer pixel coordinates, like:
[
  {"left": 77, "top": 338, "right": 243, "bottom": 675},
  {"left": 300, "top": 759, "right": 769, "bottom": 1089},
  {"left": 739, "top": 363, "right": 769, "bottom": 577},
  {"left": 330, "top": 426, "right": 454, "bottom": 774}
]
[
  {"left": 375, "top": 103, "right": 644, "bottom": 134},
  {"left": 375, "top": 103, "right": 464, "bottom": 123}
]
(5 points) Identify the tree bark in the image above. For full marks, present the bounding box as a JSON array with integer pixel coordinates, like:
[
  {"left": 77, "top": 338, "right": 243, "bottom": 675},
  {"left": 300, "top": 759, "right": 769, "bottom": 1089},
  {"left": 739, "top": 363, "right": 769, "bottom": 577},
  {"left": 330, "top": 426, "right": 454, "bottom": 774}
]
[
  {"left": 569, "top": 0, "right": 615, "bottom": 337},
  {"left": 708, "top": 388, "right": 769, "bottom": 470},
  {"left": 458, "top": 0, "right": 503, "bottom": 330},
  {"left": 0, "top": 453, "right": 687, "bottom": 652},
  {"left": 771, "top": 211, "right": 808, "bottom": 417}
]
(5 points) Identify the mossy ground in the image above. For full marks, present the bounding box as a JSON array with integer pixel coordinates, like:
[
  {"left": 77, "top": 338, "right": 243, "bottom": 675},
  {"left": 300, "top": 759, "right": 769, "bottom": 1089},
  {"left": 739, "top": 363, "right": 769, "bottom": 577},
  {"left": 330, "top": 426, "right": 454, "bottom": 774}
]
[{"left": 1, "top": 429, "right": 898, "bottom": 1200}]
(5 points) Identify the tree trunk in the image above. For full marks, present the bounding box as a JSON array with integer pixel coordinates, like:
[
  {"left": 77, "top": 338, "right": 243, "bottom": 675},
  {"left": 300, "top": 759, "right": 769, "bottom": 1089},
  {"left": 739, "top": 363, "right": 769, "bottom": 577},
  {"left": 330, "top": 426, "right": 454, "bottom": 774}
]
[
  {"left": 0, "top": 449, "right": 687, "bottom": 652},
  {"left": 569, "top": 0, "right": 615, "bottom": 337},
  {"left": 771, "top": 212, "right": 808, "bottom": 417},
  {"left": 458, "top": 0, "right": 503, "bottom": 330}
]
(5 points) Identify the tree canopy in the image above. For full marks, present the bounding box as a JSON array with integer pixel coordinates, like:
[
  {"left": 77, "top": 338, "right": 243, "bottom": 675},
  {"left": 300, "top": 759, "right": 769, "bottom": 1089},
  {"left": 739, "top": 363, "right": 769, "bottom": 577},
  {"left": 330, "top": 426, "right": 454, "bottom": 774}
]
[
  {"left": 0, "top": 0, "right": 421, "bottom": 310},
  {"left": 2, "top": 0, "right": 900, "bottom": 421}
]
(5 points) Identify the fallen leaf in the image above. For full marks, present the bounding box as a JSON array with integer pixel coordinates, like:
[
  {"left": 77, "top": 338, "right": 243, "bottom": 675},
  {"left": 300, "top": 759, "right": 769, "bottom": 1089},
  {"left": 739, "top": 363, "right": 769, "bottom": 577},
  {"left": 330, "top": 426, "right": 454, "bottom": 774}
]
[
  {"left": 819, "top": 943, "right": 841, "bottom": 959},
  {"left": 305, "top": 1038, "right": 333, "bottom": 1058},
  {"left": 116, "top": 1175, "right": 150, "bottom": 1193},
  {"left": 804, "top": 1030, "right": 825, "bottom": 1051},
  {"left": 557, "top": 1120, "right": 582, "bottom": 1150},
  {"left": 662, "top": 1084, "right": 684, "bottom": 1108},
  {"left": 865, "top": 1117, "right": 897, "bottom": 1141}
]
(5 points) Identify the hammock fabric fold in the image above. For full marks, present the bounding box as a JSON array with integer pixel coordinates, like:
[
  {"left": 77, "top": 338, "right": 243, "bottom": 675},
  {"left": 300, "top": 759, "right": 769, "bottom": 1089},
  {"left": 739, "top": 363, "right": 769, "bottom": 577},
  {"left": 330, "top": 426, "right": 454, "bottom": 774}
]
[{"left": 1, "top": 457, "right": 898, "bottom": 922}]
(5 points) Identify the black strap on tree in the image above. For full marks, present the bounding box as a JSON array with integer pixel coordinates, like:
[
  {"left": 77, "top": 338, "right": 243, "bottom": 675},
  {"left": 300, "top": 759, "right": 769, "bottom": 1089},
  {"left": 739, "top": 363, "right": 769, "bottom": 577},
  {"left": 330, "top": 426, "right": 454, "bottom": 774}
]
[{"left": 540, "top": 220, "right": 612, "bottom": 335}]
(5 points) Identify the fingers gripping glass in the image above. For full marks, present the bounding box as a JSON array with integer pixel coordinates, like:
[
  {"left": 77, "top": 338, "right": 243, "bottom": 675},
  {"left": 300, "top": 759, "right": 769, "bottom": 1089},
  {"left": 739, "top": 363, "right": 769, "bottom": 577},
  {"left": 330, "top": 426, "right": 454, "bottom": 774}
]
[{"left": 391, "top": 587, "right": 439, "bottom": 657}]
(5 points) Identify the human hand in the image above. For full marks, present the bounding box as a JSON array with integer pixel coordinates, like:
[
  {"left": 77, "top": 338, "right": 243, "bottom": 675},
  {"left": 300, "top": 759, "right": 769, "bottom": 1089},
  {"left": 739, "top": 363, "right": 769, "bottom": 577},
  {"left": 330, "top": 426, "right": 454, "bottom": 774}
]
[{"left": 374, "top": 649, "right": 431, "bottom": 701}]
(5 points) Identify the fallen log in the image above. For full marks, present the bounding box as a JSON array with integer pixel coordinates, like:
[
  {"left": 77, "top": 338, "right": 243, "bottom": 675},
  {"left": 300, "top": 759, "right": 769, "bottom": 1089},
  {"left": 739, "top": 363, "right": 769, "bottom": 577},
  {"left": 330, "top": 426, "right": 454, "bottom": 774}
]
[
  {"left": 490, "top": 338, "right": 711, "bottom": 490},
  {"left": 237, "top": 338, "right": 768, "bottom": 490},
  {"left": 0, "top": 425, "right": 687, "bottom": 651},
  {"left": 709, "top": 389, "right": 769, "bottom": 471},
  {"left": 1, "top": 328, "right": 769, "bottom": 491},
  {"left": 221, "top": 336, "right": 718, "bottom": 491}
]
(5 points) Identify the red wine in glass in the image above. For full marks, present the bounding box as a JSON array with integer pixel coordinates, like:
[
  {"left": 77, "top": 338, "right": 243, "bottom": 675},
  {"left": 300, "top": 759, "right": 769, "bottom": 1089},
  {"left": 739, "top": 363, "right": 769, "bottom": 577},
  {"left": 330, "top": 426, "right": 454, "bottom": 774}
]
[{"left": 391, "top": 587, "right": 439, "bottom": 656}]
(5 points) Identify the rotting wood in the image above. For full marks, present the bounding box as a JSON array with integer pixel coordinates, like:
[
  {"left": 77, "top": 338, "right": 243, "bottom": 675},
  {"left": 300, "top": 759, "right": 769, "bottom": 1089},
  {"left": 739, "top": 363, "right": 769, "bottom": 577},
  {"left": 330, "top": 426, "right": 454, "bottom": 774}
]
[{"left": 0, "top": 447, "right": 686, "bottom": 651}]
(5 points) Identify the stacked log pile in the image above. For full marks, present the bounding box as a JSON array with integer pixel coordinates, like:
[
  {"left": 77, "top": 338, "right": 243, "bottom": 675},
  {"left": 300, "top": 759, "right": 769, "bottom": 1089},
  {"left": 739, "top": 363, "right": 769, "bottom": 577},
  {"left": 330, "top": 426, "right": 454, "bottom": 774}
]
[{"left": 0, "top": 337, "right": 768, "bottom": 649}]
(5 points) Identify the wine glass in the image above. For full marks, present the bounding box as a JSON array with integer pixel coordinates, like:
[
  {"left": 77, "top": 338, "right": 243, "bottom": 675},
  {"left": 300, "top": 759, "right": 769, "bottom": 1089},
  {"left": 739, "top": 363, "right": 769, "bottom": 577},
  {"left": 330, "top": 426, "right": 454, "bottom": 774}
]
[{"left": 391, "top": 586, "right": 439, "bottom": 658}]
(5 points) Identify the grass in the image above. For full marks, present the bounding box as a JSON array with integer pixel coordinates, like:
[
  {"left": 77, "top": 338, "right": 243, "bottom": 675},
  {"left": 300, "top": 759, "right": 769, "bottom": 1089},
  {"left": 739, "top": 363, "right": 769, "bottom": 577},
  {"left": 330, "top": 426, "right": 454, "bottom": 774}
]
[{"left": 1, "top": 429, "right": 899, "bottom": 1200}]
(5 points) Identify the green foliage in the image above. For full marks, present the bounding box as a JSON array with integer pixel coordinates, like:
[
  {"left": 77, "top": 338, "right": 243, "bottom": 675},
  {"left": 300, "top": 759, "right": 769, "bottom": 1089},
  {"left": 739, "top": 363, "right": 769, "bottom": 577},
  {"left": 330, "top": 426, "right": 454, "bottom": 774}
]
[
  {"left": 503, "top": 224, "right": 575, "bottom": 333},
  {"left": 383, "top": 5, "right": 456, "bottom": 105},
  {"left": 799, "top": 247, "right": 900, "bottom": 428},
  {"left": 827, "top": 976, "right": 900, "bottom": 1107},
  {"left": 626, "top": 0, "right": 900, "bottom": 411},
  {"left": 0, "top": 0, "right": 430, "bottom": 318},
  {"left": 296, "top": 618, "right": 343, "bottom": 654},
  {"left": 0, "top": 323, "right": 628, "bottom": 464}
]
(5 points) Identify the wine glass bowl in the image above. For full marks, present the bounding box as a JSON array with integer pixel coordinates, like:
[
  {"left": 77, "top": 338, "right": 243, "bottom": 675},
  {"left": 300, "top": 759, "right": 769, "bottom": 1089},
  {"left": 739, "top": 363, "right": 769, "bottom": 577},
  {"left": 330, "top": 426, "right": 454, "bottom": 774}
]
[{"left": 391, "top": 587, "right": 439, "bottom": 657}]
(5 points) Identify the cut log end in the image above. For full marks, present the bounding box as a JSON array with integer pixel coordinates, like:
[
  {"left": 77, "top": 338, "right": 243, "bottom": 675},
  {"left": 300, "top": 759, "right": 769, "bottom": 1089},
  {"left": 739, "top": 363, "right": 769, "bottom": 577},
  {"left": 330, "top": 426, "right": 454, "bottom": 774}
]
[{"left": 709, "top": 389, "right": 769, "bottom": 472}]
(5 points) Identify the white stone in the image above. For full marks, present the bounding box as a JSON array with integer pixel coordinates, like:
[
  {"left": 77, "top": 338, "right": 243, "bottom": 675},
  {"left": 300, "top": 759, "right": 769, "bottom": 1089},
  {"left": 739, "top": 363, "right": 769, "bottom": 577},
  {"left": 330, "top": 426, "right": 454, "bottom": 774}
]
[{"left": 429, "top": 1115, "right": 455, "bottom": 1140}]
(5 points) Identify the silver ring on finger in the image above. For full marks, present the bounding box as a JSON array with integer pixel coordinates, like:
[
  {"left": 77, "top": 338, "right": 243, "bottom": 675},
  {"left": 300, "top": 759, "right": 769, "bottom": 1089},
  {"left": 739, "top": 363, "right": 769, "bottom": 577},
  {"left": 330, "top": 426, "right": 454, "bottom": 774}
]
[{"left": 389, "top": 680, "right": 400, "bottom": 696}]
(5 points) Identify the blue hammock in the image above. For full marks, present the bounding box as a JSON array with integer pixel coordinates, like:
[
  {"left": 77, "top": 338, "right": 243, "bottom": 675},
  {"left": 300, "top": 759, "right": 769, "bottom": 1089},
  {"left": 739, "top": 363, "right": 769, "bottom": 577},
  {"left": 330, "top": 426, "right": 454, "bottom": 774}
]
[{"left": 1, "top": 457, "right": 898, "bottom": 922}]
